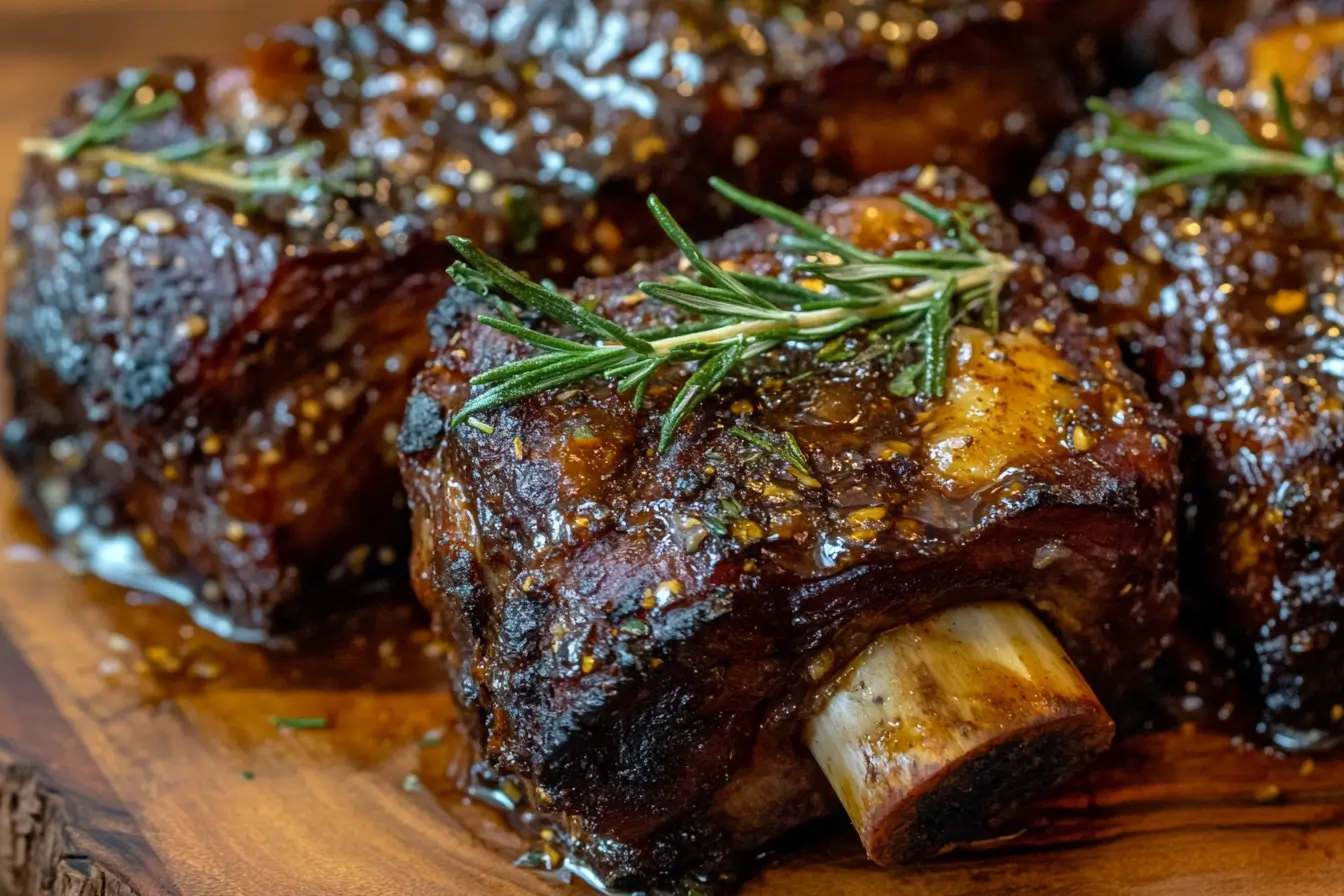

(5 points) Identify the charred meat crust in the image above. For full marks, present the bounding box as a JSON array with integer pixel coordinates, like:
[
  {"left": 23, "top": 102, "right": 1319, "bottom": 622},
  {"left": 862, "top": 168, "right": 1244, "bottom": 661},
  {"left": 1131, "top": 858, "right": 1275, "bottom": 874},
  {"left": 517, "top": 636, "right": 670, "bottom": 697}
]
[
  {"left": 1022, "top": 0, "right": 1344, "bottom": 744},
  {"left": 401, "top": 167, "right": 1181, "bottom": 889},
  {"left": 4, "top": 0, "right": 1169, "bottom": 633}
]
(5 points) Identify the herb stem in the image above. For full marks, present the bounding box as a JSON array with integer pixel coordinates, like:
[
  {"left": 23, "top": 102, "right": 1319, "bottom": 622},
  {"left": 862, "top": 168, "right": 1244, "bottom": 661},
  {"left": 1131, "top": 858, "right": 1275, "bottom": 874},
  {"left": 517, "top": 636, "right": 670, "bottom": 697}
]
[
  {"left": 646, "top": 257, "right": 1014, "bottom": 356},
  {"left": 21, "top": 141, "right": 331, "bottom": 197},
  {"left": 446, "top": 179, "right": 1017, "bottom": 450}
]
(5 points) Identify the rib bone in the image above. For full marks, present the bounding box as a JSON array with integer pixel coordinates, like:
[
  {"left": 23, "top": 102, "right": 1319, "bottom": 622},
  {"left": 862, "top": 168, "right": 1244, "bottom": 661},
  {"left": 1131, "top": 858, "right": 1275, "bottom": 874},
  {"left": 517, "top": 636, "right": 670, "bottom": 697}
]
[{"left": 805, "top": 601, "right": 1114, "bottom": 866}]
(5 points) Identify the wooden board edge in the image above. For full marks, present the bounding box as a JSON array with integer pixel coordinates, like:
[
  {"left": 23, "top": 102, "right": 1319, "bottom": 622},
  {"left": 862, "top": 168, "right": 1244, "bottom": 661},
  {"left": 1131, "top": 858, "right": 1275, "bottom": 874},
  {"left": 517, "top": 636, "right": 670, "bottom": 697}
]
[
  {"left": 0, "top": 624, "right": 175, "bottom": 896},
  {"left": 1, "top": 757, "right": 144, "bottom": 896}
]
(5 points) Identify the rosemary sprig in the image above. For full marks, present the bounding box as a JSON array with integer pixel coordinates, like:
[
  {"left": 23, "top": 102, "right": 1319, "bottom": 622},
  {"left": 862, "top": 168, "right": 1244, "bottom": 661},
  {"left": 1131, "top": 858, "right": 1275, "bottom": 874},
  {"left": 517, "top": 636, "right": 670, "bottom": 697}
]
[
  {"left": 38, "top": 70, "right": 179, "bottom": 162},
  {"left": 1088, "top": 74, "right": 1342, "bottom": 194},
  {"left": 447, "top": 178, "right": 1016, "bottom": 451},
  {"left": 20, "top": 69, "right": 349, "bottom": 200}
]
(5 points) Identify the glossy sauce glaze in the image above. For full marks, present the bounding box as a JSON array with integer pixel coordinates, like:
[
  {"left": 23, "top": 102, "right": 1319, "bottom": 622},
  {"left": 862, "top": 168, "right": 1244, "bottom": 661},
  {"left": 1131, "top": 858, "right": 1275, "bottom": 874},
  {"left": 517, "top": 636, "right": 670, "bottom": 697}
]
[
  {"left": 4, "top": 0, "right": 1139, "bottom": 635},
  {"left": 1024, "top": 0, "right": 1344, "bottom": 747},
  {"left": 401, "top": 166, "right": 1181, "bottom": 891}
]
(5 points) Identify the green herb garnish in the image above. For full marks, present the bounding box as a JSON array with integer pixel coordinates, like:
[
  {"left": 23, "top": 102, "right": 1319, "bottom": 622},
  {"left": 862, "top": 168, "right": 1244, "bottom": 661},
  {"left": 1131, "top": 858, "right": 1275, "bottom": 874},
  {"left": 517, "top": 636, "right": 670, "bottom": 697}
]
[
  {"left": 42, "top": 69, "right": 179, "bottom": 161},
  {"left": 619, "top": 618, "right": 651, "bottom": 637},
  {"left": 446, "top": 177, "right": 1014, "bottom": 450},
  {"left": 729, "top": 424, "right": 814, "bottom": 478},
  {"left": 20, "top": 69, "right": 351, "bottom": 200},
  {"left": 270, "top": 716, "right": 328, "bottom": 730},
  {"left": 1087, "top": 74, "right": 1341, "bottom": 194},
  {"left": 702, "top": 497, "right": 746, "bottom": 537},
  {"left": 956, "top": 200, "right": 995, "bottom": 223},
  {"left": 888, "top": 363, "right": 924, "bottom": 397}
]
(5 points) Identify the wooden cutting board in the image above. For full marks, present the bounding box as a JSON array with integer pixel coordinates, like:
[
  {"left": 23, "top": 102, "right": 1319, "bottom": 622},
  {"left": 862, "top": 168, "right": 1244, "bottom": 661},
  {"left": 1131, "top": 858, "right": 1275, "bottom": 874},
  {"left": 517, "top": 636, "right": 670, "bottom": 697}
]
[
  {"left": 6, "top": 459, "right": 1344, "bottom": 896},
  {"left": 3, "top": 3, "right": 1344, "bottom": 895}
]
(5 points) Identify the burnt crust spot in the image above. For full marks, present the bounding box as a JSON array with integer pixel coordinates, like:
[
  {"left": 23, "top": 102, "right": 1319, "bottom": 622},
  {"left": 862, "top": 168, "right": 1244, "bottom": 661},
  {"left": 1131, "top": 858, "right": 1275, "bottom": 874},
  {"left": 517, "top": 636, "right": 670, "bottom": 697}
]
[
  {"left": 397, "top": 393, "right": 446, "bottom": 455},
  {"left": 428, "top": 286, "right": 483, "bottom": 350},
  {"left": 114, "top": 359, "right": 173, "bottom": 411}
]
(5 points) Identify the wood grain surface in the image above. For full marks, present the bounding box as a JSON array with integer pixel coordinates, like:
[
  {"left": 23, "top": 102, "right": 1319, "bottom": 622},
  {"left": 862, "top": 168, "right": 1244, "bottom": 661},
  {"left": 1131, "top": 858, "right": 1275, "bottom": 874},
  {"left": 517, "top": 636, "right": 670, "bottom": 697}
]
[{"left": 2, "top": 3, "right": 1344, "bottom": 895}]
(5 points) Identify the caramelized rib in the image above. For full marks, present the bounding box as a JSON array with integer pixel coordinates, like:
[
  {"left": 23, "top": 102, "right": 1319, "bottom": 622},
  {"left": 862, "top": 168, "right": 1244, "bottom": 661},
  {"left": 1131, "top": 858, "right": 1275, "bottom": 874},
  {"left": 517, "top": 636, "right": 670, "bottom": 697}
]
[
  {"left": 1024, "top": 0, "right": 1344, "bottom": 745},
  {"left": 400, "top": 167, "right": 1180, "bottom": 890},
  {"left": 5, "top": 0, "right": 1169, "bottom": 634}
]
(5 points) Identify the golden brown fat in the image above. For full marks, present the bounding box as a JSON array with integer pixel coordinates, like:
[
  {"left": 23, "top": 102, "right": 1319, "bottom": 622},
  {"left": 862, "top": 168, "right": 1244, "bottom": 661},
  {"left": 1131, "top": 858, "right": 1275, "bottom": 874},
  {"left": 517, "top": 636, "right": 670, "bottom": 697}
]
[
  {"left": 804, "top": 602, "right": 1114, "bottom": 866},
  {"left": 1247, "top": 17, "right": 1344, "bottom": 95},
  {"left": 919, "top": 327, "right": 1084, "bottom": 490}
]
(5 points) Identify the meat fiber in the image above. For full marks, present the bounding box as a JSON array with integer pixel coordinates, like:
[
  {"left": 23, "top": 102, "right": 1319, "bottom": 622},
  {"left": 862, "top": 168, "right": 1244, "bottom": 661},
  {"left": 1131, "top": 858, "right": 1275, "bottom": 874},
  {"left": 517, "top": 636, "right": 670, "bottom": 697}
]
[
  {"left": 1023, "top": 1, "right": 1344, "bottom": 746},
  {"left": 400, "top": 167, "right": 1181, "bottom": 891}
]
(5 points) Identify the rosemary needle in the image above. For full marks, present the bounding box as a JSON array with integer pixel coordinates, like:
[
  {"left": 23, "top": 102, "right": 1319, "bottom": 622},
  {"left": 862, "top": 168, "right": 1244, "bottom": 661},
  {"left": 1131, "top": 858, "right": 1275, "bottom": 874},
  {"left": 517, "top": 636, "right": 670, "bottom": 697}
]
[
  {"left": 446, "top": 179, "right": 1016, "bottom": 451},
  {"left": 729, "top": 425, "right": 814, "bottom": 477},
  {"left": 1088, "top": 74, "right": 1342, "bottom": 194},
  {"left": 270, "top": 716, "right": 328, "bottom": 730},
  {"left": 44, "top": 70, "right": 179, "bottom": 161}
]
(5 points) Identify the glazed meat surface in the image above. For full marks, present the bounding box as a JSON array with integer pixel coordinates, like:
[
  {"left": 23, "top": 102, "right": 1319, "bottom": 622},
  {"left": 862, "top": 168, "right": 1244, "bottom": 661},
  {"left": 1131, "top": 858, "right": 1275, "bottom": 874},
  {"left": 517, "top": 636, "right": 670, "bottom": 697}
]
[
  {"left": 400, "top": 167, "right": 1181, "bottom": 890},
  {"left": 4, "top": 0, "right": 1182, "bottom": 637},
  {"left": 1024, "top": 2, "right": 1344, "bottom": 746},
  {"left": 1120, "top": 0, "right": 1285, "bottom": 75}
]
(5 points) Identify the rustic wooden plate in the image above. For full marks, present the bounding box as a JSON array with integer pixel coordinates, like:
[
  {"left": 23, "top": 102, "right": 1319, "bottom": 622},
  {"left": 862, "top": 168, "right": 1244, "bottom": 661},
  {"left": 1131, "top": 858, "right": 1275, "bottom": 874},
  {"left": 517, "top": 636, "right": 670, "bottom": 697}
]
[{"left": 3, "top": 3, "right": 1344, "bottom": 894}]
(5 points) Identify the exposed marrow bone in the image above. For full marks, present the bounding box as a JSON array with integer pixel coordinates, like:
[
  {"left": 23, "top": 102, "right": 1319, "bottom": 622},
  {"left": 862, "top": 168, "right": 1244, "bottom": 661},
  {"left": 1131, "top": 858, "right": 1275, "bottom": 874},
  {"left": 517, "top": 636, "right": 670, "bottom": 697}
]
[{"left": 805, "top": 602, "right": 1114, "bottom": 866}]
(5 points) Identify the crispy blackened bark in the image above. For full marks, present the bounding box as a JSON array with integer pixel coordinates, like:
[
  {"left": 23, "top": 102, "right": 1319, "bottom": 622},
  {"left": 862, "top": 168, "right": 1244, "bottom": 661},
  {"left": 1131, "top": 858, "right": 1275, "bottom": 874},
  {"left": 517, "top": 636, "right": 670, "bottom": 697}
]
[
  {"left": 4, "top": 0, "right": 1178, "bottom": 636},
  {"left": 1023, "top": 1, "right": 1344, "bottom": 746},
  {"left": 401, "top": 167, "right": 1181, "bottom": 890}
]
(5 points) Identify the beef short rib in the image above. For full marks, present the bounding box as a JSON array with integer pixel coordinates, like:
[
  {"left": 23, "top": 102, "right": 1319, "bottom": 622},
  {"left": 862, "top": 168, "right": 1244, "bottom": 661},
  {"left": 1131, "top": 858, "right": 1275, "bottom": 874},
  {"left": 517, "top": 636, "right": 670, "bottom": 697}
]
[
  {"left": 1024, "top": 1, "right": 1344, "bottom": 746},
  {"left": 4, "top": 0, "right": 1176, "bottom": 637},
  {"left": 400, "top": 167, "right": 1181, "bottom": 891}
]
